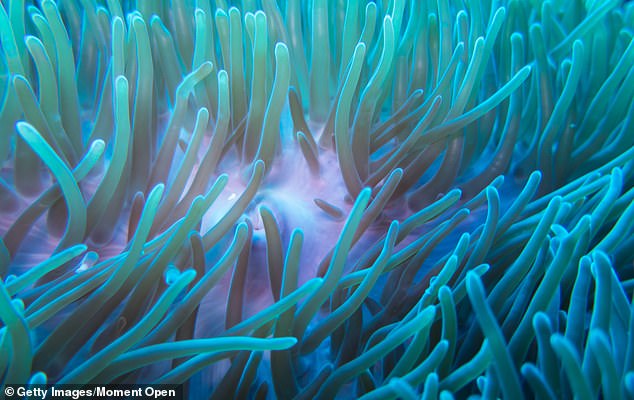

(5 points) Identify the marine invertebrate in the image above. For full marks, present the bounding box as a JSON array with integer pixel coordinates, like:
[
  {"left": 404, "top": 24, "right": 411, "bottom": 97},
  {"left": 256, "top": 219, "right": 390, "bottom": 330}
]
[{"left": 1, "top": 0, "right": 634, "bottom": 398}]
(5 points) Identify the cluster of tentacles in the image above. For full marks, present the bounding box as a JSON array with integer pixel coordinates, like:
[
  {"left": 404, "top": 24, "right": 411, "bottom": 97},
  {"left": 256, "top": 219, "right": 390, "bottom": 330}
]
[{"left": 1, "top": 0, "right": 634, "bottom": 399}]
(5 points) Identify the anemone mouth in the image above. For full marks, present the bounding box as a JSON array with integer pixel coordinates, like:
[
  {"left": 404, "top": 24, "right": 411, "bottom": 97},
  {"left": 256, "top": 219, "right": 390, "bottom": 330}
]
[{"left": 1, "top": 0, "right": 634, "bottom": 399}]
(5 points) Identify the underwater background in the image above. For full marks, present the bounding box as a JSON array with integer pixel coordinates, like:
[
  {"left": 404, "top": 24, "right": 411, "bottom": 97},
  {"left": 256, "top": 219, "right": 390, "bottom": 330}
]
[{"left": 1, "top": 0, "right": 634, "bottom": 398}]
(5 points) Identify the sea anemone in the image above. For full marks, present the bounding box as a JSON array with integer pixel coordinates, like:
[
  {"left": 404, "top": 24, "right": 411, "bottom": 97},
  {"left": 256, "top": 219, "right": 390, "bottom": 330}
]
[{"left": 1, "top": 0, "right": 634, "bottom": 398}]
